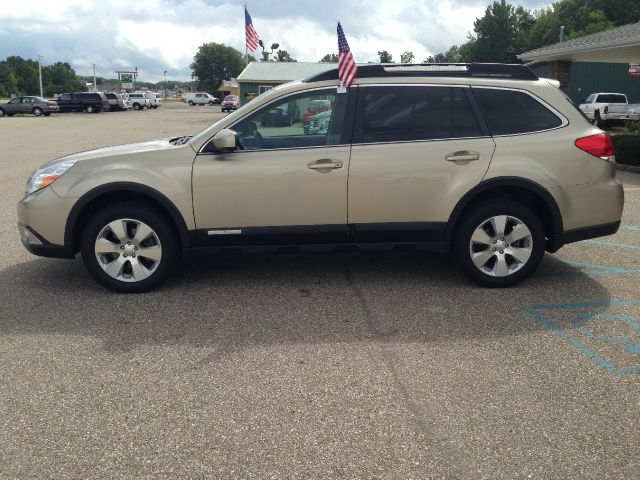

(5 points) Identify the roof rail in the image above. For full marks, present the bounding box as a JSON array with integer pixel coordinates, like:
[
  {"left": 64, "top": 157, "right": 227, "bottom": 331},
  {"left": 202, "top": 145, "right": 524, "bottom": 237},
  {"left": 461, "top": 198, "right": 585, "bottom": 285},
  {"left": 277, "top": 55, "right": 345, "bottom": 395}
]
[{"left": 304, "top": 63, "right": 539, "bottom": 82}]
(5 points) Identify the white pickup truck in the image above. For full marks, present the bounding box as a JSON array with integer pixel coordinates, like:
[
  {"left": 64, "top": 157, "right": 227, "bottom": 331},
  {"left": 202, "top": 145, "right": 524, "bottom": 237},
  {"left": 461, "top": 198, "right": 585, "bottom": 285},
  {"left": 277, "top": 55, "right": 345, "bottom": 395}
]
[{"left": 579, "top": 92, "right": 640, "bottom": 127}]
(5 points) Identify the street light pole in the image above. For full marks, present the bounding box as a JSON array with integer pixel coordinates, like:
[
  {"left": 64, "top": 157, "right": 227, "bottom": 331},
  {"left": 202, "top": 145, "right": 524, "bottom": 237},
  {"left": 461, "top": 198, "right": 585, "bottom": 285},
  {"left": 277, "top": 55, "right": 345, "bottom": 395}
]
[
  {"left": 259, "top": 40, "right": 280, "bottom": 61},
  {"left": 164, "top": 70, "right": 167, "bottom": 98},
  {"left": 37, "top": 55, "right": 43, "bottom": 97},
  {"left": 93, "top": 63, "right": 97, "bottom": 92}
]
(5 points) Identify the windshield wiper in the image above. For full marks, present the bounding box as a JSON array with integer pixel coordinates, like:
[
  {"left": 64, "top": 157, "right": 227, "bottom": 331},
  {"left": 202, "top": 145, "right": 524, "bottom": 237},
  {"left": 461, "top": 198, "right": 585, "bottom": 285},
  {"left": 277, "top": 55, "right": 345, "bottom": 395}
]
[{"left": 169, "top": 135, "right": 192, "bottom": 145}]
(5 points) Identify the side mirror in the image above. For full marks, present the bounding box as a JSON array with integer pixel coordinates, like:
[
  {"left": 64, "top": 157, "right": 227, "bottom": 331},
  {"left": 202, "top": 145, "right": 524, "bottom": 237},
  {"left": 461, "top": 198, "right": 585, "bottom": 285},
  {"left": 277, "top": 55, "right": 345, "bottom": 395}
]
[{"left": 212, "top": 128, "right": 237, "bottom": 152}]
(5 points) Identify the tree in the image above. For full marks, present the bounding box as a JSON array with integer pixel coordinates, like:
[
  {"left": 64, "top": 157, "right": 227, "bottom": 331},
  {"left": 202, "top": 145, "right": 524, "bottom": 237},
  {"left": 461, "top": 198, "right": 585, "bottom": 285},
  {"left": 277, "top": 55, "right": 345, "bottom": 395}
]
[
  {"left": 190, "top": 43, "right": 245, "bottom": 94},
  {"left": 275, "top": 50, "right": 297, "bottom": 62},
  {"left": 423, "top": 53, "right": 447, "bottom": 63},
  {"left": 319, "top": 53, "right": 339, "bottom": 63},
  {"left": 400, "top": 51, "right": 414, "bottom": 63},
  {"left": 377, "top": 50, "right": 393, "bottom": 63}
]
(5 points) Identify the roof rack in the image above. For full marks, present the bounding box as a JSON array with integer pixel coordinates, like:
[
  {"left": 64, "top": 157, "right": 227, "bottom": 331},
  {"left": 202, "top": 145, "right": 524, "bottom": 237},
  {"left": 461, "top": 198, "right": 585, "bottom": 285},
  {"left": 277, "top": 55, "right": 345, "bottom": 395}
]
[{"left": 304, "top": 63, "right": 539, "bottom": 82}]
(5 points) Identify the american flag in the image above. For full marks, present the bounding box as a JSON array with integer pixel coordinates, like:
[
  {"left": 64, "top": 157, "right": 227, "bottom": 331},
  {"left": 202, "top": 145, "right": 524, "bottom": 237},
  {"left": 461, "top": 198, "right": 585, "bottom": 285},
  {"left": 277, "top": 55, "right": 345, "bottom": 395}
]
[
  {"left": 337, "top": 22, "right": 357, "bottom": 88},
  {"left": 245, "top": 7, "right": 260, "bottom": 52}
]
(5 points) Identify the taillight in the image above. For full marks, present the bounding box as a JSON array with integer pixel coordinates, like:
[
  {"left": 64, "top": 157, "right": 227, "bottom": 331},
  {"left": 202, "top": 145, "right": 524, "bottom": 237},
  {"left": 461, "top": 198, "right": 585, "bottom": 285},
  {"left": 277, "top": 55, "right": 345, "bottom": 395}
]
[
  {"left": 575, "top": 133, "right": 615, "bottom": 161},
  {"left": 604, "top": 105, "right": 609, "bottom": 114}
]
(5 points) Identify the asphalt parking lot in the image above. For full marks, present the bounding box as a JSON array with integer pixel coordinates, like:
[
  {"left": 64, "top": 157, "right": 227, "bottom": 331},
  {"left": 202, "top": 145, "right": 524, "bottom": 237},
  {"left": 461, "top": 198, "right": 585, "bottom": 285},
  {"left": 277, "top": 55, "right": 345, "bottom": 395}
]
[{"left": 1, "top": 104, "right": 638, "bottom": 479}]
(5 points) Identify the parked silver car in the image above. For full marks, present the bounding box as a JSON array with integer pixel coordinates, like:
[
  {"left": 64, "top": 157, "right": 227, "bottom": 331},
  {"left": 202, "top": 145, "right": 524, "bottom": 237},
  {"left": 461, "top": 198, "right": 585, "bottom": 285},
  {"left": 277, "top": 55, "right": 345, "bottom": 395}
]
[{"left": 0, "top": 96, "right": 59, "bottom": 117}]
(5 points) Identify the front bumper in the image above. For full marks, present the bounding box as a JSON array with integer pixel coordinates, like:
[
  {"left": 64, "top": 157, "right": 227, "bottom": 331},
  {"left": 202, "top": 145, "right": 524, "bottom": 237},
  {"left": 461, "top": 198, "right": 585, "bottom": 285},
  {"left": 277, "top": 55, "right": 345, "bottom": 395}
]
[{"left": 17, "top": 187, "right": 77, "bottom": 259}]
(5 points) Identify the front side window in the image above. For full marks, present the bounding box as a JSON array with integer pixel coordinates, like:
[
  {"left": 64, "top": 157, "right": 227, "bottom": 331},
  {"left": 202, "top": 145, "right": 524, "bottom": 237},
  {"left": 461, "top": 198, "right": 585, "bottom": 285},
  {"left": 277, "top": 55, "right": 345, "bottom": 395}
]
[
  {"left": 360, "top": 86, "right": 481, "bottom": 143},
  {"left": 60, "top": 94, "right": 70, "bottom": 101},
  {"left": 473, "top": 88, "right": 563, "bottom": 135},
  {"left": 231, "top": 89, "right": 347, "bottom": 151},
  {"left": 9, "top": 98, "right": 20, "bottom": 104},
  {"left": 585, "top": 94, "right": 595, "bottom": 104}
]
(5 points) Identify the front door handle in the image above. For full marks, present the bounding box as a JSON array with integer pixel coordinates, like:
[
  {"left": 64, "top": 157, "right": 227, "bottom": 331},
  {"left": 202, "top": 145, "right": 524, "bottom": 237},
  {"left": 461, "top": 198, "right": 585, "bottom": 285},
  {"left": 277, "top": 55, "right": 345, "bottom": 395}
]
[
  {"left": 445, "top": 151, "right": 481, "bottom": 164},
  {"left": 308, "top": 159, "right": 343, "bottom": 171}
]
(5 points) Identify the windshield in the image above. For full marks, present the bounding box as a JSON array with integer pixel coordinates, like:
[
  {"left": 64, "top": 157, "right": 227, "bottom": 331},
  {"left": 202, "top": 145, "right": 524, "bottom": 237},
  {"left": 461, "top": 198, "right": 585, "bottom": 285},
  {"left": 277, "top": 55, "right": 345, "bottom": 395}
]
[{"left": 225, "top": 95, "right": 238, "bottom": 101}]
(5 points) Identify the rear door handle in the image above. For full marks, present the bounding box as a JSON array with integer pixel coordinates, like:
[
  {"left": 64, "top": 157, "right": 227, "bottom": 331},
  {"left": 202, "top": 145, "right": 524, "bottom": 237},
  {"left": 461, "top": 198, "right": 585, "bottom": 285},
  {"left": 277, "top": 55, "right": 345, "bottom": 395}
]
[
  {"left": 308, "top": 159, "right": 343, "bottom": 171},
  {"left": 445, "top": 151, "right": 481, "bottom": 164}
]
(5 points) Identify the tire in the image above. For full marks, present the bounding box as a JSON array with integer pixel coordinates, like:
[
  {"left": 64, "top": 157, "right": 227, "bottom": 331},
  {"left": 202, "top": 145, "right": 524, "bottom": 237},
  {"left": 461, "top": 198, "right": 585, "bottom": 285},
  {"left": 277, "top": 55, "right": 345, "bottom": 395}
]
[
  {"left": 188, "top": 100, "right": 194, "bottom": 106},
  {"left": 133, "top": 103, "right": 142, "bottom": 111},
  {"left": 594, "top": 111, "right": 606, "bottom": 129},
  {"left": 209, "top": 101, "right": 214, "bottom": 106},
  {"left": 81, "top": 203, "right": 179, "bottom": 293},
  {"left": 0, "top": 108, "right": 5, "bottom": 117},
  {"left": 453, "top": 200, "right": 545, "bottom": 288},
  {"left": 85, "top": 105, "right": 94, "bottom": 113},
  {"left": 33, "top": 107, "right": 43, "bottom": 116},
  {"left": 152, "top": 105, "right": 158, "bottom": 109}
]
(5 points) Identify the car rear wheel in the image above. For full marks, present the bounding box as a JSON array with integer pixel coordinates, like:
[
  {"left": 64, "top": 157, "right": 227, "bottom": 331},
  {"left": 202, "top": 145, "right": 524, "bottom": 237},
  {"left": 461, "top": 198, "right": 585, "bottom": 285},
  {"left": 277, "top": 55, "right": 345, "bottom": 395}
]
[
  {"left": 188, "top": 100, "right": 194, "bottom": 106},
  {"left": 454, "top": 200, "right": 545, "bottom": 288},
  {"left": 33, "top": 107, "right": 43, "bottom": 116},
  {"left": 85, "top": 105, "right": 94, "bottom": 113},
  {"left": 81, "top": 203, "right": 179, "bottom": 293},
  {"left": 0, "top": 108, "right": 5, "bottom": 117},
  {"left": 133, "top": 103, "right": 142, "bottom": 110}
]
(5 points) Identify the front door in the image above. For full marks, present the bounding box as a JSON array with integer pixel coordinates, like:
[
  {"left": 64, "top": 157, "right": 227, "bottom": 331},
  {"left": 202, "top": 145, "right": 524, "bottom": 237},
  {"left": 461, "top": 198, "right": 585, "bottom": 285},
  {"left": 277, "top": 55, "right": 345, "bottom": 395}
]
[
  {"left": 192, "top": 87, "right": 354, "bottom": 246},
  {"left": 5, "top": 97, "right": 21, "bottom": 113},
  {"left": 348, "top": 85, "right": 495, "bottom": 242}
]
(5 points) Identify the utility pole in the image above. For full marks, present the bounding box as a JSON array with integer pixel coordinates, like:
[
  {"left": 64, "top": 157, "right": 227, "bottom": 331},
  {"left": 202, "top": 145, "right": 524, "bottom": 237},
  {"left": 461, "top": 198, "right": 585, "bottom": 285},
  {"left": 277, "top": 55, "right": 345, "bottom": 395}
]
[
  {"left": 38, "top": 55, "right": 43, "bottom": 97},
  {"left": 93, "top": 63, "right": 97, "bottom": 92},
  {"left": 164, "top": 70, "right": 167, "bottom": 98}
]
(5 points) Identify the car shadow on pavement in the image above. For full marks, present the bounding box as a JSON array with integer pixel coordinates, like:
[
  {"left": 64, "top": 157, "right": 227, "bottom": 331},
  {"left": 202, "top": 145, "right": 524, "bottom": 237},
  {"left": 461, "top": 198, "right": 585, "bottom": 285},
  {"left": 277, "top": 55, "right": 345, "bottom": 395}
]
[{"left": 0, "top": 253, "right": 611, "bottom": 353}]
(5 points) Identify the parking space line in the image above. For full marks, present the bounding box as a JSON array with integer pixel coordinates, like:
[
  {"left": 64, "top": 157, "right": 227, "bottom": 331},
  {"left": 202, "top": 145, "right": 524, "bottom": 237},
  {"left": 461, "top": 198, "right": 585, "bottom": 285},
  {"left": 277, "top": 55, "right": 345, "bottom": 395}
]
[{"left": 581, "top": 239, "right": 640, "bottom": 250}]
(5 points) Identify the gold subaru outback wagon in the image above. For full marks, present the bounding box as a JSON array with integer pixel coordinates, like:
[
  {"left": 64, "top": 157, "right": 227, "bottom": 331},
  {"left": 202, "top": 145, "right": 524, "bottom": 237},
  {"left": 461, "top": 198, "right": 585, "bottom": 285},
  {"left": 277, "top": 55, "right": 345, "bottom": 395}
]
[{"left": 17, "top": 64, "right": 624, "bottom": 292}]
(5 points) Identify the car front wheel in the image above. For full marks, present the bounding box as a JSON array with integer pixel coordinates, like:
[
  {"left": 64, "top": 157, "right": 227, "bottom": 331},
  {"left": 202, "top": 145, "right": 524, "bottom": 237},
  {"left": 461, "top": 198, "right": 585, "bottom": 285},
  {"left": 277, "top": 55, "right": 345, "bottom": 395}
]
[
  {"left": 0, "top": 108, "right": 5, "bottom": 117},
  {"left": 81, "top": 203, "right": 179, "bottom": 293},
  {"left": 454, "top": 200, "right": 545, "bottom": 288}
]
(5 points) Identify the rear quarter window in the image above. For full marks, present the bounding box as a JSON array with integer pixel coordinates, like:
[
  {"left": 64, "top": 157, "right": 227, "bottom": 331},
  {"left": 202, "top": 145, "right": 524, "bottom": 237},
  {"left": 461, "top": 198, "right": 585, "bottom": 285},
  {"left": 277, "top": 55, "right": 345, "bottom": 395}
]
[{"left": 473, "top": 88, "right": 563, "bottom": 135}]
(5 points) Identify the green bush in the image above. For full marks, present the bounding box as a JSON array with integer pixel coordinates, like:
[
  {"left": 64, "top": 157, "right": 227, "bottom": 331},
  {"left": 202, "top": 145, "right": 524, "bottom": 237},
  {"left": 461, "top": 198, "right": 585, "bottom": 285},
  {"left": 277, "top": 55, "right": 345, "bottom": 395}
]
[{"left": 613, "top": 135, "right": 640, "bottom": 166}]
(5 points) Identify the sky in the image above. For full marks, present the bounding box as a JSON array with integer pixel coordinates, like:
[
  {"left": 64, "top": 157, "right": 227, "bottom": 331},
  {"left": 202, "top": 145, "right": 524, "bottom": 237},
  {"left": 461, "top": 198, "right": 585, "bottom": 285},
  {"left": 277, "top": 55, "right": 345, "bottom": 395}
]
[{"left": 0, "top": 0, "right": 551, "bottom": 82}]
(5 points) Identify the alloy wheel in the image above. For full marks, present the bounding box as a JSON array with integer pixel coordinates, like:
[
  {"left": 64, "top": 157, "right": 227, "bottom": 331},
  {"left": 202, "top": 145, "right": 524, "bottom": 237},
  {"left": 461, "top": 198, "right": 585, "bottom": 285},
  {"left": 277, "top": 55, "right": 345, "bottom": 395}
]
[
  {"left": 468, "top": 215, "right": 533, "bottom": 277},
  {"left": 94, "top": 218, "right": 162, "bottom": 282}
]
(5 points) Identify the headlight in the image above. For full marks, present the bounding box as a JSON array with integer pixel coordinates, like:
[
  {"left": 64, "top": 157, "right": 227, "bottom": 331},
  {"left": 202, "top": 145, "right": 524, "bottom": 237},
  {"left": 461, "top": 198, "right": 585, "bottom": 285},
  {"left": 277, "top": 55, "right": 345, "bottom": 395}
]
[{"left": 26, "top": 160, "right": 77, "bottom": 194}]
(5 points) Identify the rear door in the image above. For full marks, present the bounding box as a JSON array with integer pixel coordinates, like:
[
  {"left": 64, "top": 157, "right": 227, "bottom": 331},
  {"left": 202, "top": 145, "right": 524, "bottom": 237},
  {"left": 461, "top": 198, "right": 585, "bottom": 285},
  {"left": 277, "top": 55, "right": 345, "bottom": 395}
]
[{"left": 348, "top": 85, "right": 495, "bottom": 242}]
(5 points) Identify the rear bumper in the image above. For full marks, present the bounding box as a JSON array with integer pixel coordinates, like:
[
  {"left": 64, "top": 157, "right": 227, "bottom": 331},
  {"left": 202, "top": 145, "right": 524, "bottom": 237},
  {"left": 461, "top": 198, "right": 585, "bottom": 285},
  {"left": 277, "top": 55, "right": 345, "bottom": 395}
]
[{"left": 549, "top": 221, "right": 620, "bottom": 251}]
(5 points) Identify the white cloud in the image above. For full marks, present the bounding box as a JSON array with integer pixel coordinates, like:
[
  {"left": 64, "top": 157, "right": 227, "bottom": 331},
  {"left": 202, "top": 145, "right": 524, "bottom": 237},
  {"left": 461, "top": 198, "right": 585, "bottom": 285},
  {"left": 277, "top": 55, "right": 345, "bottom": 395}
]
[{"left": 0, "top": 0, "right": 552, "bottom": 81}]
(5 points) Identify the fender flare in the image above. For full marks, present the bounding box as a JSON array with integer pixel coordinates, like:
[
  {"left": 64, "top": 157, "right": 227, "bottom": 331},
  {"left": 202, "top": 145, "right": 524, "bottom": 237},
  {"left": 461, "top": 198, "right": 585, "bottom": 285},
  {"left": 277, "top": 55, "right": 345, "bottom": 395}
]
[
  {"left": 64, "top": 182, "right": 191, "bottom": 252},
  {"left": 444, "top": 176, "right": 564, "bottom": 250}
]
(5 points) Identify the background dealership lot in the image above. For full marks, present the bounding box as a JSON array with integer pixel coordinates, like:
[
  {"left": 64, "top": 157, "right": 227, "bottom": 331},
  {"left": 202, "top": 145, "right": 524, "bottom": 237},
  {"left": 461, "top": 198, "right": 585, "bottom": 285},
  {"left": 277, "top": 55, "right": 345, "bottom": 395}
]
[{"left": 1, "top": 105, "right": 639, "bottom": 478}]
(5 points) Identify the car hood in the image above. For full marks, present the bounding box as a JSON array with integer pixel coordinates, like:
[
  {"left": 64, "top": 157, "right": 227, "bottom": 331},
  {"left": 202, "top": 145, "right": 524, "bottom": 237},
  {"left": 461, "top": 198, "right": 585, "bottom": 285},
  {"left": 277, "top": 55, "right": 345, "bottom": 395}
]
[{"left": 50, "top": 138, "right": 182, "bottom": 164}]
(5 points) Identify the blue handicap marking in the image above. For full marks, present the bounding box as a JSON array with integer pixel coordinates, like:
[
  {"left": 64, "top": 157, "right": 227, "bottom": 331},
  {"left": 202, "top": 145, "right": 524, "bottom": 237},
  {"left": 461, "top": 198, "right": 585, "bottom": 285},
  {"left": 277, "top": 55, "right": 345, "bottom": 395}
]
[
  {"left": 522, "top": 301, "right": 640, "bottom": 375},
  {"left": 622, "top": 225, "right": 640, "bottom": 232},
  {"left": 537, "top": 256, "right": 640, "bottom": 277}
]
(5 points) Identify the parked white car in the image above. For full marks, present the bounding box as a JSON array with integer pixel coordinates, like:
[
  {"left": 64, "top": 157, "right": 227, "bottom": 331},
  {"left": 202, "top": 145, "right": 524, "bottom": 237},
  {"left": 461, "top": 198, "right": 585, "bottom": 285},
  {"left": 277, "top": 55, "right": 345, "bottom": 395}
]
[
  {"left": 143, "top": 91, "right": 162, "bottom": 109},
  {"left": 183, "top": 92, "right": 219, "bottom": 106},
  {"left": 126, "top": 92, "right": 151, "bottom": 110},
  {"left": 579, "top": 92, "right": 640, "bottom": 127}
]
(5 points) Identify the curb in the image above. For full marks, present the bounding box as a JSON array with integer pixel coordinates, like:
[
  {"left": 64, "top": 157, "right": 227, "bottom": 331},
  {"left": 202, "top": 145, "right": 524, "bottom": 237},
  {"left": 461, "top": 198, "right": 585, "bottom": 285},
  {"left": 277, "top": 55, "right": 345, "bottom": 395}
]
[{"left": 616, "top": 163, "right": 640, "bottom": 174}]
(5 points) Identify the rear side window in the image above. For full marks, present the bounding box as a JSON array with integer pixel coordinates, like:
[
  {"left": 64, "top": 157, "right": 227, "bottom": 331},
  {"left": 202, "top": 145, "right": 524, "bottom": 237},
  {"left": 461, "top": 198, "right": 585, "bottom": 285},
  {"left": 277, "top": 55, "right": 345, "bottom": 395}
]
[
  {"left": 473, "top": 88, "right": 563, "bottom": 135},
  {"left": 596, "top": 94, "right": 627, "bottom": 104},
  {"left": 360, "top": 86, "right": 482, "bottom": 143}
]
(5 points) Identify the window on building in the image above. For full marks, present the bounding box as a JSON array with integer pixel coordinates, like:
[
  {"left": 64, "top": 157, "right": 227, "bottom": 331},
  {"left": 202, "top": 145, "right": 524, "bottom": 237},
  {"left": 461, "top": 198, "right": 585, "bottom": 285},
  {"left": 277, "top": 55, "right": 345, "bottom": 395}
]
[{"left": 259, "top": 85, "right": 273, "bottom": 95}]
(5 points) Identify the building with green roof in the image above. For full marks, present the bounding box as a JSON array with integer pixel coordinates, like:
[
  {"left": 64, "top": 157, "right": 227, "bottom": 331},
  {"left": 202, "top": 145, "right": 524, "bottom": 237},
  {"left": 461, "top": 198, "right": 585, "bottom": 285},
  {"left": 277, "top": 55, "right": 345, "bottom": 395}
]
[{"left": 237, "top": 62, "right": 337, "bottom": 105}]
